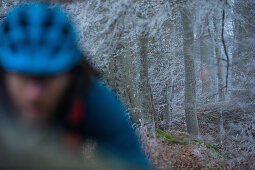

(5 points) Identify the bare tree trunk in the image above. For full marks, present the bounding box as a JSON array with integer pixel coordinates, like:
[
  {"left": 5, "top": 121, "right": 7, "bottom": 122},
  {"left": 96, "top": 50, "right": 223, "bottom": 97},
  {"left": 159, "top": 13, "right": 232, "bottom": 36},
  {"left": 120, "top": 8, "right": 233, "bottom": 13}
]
[
  {"left": 200, "top": 31, "right": 213, "bottom": 99},
  {"left": 107, "top": 26, "right": 142, "bottom": 124},
  {"left": 123, "top": 47, "right": 143, "bottom": 124},
  {"left": 165, "top": 79, "right": 174, "bottom": 130},
  {"left": 211, "top": 8, "right": 226, "bottom": 145},
  {"left": 216, "top": 36, "right": 225, "bottom": 145},
  {"left": 216, "top": 42, "right": 224, "bottom": 145},
  {"left": 196, "top": 7, "right": 216, "bottom": 104},
  {"left": 137, "top": 26, "right": 156, "bottom": 138},
  {"left": 180, "top": 8, "right": 199, "bottom": 136}
]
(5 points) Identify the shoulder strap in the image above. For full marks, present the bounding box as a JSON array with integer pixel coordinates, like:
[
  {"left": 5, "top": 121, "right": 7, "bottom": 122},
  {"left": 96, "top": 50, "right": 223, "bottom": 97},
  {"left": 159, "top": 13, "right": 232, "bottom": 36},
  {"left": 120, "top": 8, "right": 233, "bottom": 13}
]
[
  {"left": 61, "top": 97, "right": 85, "bottom": 151},
  {"left": 66, "top": 97, "right": 85, "bottom": 132},
  {"left": 69, "top": 98, "right": 85, "bottom": 125}
]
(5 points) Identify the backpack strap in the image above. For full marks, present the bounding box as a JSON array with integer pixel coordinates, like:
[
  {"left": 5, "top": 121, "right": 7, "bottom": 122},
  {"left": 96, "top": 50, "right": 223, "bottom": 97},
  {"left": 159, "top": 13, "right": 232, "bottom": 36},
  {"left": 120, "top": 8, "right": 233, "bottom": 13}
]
[
  {"left": 62, "top": 97, "right": 85, "bottom": 151},
  {"left": 69, "top": 98, "right": 85, "bottom": 126}
]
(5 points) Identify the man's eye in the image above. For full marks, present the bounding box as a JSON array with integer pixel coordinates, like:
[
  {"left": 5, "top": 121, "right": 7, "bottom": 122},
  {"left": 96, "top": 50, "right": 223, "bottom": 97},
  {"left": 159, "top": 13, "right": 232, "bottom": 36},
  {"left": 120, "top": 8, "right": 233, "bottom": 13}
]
[{"left": 18, "top": 75, "right": 30, "bottom": 82}]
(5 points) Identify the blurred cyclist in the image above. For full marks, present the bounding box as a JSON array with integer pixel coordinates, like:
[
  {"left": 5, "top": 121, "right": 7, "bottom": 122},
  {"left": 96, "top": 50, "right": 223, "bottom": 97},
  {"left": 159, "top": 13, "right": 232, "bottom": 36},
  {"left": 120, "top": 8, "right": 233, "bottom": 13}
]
[{"left": 0, "top": 2, "right": 150, "bottom": 169}]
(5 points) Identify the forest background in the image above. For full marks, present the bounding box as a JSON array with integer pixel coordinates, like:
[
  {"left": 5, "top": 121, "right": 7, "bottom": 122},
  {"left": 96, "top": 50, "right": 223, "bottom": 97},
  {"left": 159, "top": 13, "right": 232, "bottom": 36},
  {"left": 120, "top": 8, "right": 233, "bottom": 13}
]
[{"left": 0, "top": 0, "right": 254, "bottom": 169}]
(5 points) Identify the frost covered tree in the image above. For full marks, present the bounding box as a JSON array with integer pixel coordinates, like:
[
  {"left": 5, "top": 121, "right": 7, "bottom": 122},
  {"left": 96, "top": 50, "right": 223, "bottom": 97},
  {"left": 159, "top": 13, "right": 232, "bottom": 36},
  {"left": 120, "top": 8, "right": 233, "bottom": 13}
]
[
  {"left": 231, "top": 0, "right": 255, "bottom": 113},
  {"left": 179, "top": 3, "right": 199, "bottom": 136}
]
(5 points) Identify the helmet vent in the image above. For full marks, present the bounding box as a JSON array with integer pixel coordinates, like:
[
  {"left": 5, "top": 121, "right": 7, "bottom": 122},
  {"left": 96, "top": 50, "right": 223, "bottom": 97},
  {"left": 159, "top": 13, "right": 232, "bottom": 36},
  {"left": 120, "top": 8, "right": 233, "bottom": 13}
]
[
  {"left": 39, "top": 38, "right": 46, "bottom": 46},
  {"left": 10, "top": 43, "right": 18, "bottom": 53},
  {"left": 43, "top": 12, "right": 53, "bottom": 28},
  {"left": 23, "top": 37, "right": 30, "bottom": 46},
  {"left": 62, "top": 25, "right": 69, "bottom": 35},
  {"left": 52, "top": 45, "right": 61, "bottom": 57},
  {"left": 19, "top": 12, "right": 28, "bottom": 28},
  {"left": 3, "top": 22, "right": 10, "bottom": 34}
]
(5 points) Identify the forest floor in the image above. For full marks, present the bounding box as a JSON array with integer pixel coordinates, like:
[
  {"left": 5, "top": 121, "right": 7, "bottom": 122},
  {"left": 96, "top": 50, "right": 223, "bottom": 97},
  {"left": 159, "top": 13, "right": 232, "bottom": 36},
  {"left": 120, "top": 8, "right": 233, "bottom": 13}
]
[
  {"left": 142, "top": 104, "right": 255, "bottom": 170},
  {"left": 144, "top": 130, "right": 227, "bottom": 170},
  {"left": 144, "top": 130, "right": 255, "bottom": 170}
]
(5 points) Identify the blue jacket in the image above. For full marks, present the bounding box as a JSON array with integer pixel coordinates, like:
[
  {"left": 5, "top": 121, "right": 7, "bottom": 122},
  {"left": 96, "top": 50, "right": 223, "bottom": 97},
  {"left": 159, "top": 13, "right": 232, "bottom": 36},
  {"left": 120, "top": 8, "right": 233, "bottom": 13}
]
[{"left": 80, "top": 79, "right": 150, "bottom": 168}]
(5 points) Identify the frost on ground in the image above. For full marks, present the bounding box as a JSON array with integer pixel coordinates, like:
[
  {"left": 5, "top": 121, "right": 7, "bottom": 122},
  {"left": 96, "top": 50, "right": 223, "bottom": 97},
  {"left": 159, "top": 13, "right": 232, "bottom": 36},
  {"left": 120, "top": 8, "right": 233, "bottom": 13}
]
[
  {"left": 139, "top": 129, "right": 228, "bottom": 170},
  {"left": 137, "top": 104, "right": 255, "bottom": 170}
]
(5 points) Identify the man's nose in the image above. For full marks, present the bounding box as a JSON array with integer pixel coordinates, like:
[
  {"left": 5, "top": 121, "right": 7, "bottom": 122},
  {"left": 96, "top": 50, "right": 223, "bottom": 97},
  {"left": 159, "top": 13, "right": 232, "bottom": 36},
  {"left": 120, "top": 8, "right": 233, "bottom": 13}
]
[{"left": 25, "top": 81, "right": 44, "bottom": 100}]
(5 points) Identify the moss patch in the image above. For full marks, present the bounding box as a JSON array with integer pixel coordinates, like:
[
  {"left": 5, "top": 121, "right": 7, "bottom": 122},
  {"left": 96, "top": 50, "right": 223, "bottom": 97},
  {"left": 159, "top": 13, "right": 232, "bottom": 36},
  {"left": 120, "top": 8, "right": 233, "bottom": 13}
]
[
  {"left": 156, "top": 128, "right": 224, "bottom": 157},
  {"left": 156, "top": 128, "right": 189, "bottom": 145}
]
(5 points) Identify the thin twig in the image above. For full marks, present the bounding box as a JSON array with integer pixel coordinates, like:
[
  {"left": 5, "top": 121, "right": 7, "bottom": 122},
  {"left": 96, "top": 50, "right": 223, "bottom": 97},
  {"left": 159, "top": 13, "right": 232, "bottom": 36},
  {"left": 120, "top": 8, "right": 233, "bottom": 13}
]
[{"left": 221, "top": 2, "right": 230, "bottom": 90}]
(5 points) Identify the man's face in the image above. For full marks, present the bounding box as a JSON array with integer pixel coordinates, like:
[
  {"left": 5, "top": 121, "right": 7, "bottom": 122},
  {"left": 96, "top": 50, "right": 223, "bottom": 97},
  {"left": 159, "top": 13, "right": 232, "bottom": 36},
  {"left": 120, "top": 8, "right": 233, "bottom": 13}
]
[{"left": 4, "top": 72, "right": 71, "bottom": 126}]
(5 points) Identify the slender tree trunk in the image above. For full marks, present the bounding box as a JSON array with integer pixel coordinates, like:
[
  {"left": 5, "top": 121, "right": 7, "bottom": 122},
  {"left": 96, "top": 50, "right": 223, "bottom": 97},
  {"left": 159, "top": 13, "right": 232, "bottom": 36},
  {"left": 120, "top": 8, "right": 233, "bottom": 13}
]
[
  {"left": 216, "top": 42, "right": 225, "bottom": 145},
  {"left": 180, "top": 8, "right": 199, "bottom": 136},
  {"left": 216, "top": 46, "right": 225, "bottom": 145},
  {"left": 165, "top": 79, "right": 174, "bottom": 130},
  {"left": 200, "top": 34, "right": 213, "bottom": 97},
  {"left": 211, "top": 10, "right": 225, "bottom": 145},
  {"left": 137, "top": 26, "right": 156, "bottom": 137}
]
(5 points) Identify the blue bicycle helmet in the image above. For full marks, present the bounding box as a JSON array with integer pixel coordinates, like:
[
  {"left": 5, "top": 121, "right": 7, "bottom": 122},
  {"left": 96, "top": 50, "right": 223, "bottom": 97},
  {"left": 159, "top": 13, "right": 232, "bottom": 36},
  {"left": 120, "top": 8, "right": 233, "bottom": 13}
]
[{"left": 0, "top": 2, "right": 82, "bottom": 75}]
